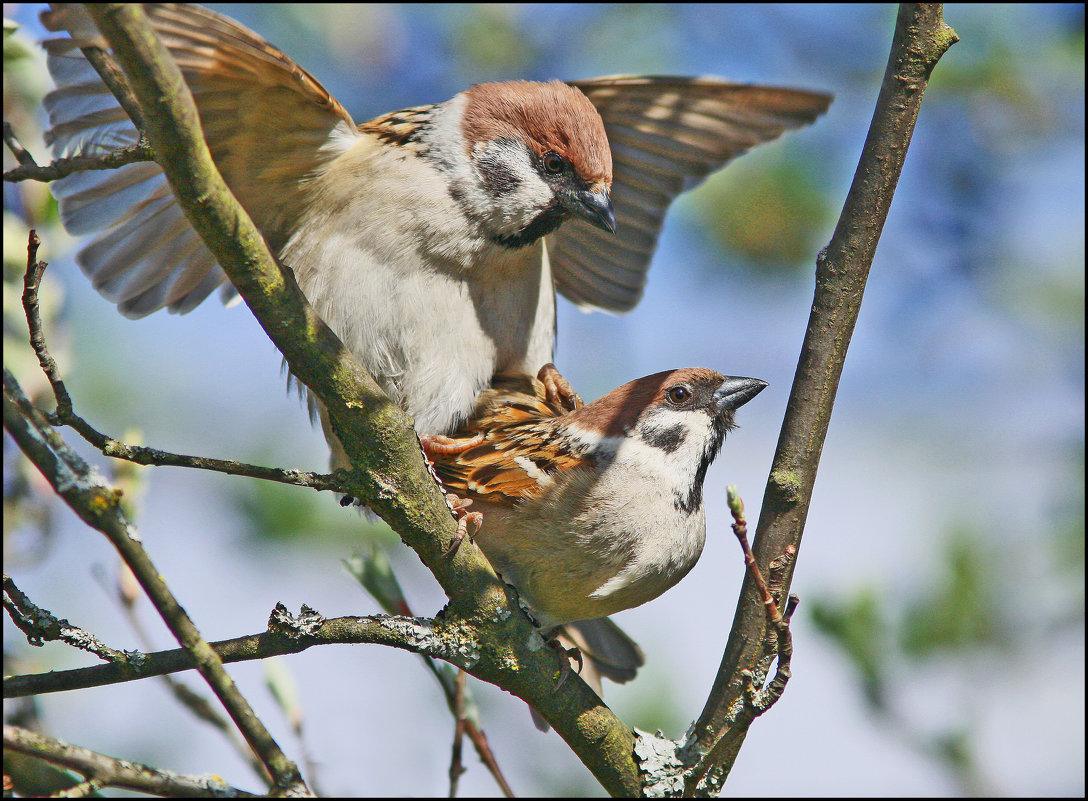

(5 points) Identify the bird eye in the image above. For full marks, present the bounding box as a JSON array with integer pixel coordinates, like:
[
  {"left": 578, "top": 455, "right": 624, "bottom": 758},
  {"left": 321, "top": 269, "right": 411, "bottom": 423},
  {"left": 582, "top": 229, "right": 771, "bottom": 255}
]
[
  {"left": 665, "top": 385, "right": 691, "bottom": 405},
  {"left": 541, "top": 152, "right": 566, "bottom": 174}
]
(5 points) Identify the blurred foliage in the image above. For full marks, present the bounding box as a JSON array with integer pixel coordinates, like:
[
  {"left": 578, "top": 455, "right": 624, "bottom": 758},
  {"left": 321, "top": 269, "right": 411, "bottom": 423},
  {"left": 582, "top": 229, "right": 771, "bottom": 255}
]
[
  {"left": 1050, "top": 443, "right": 1085, "bottom": 597},
  {"left": 264, "top": 656, "right": 304, "bottom": 735},
  {"left": 108, "top": 429, "right": 150, "bottom": 523},
  {"left": 571, "top": 4, "right": 679, "bottom": 76},
  {"left": 931, "top": 6, "right": 1083, "bottom": 141},
  {"left": 900, "top": 528, "right": 1003, "bottom": 658},
  {"left": 231, "top": 472, "right": 392, "bottom": 546},
  {"left": 810, "top": 586, "right": 889, "bottom": 709},
  {"left": 691, "top": 154, "right": 831, "bottom": 274},
  {"left": 452, "top": 4, "right": 537, "bottom": 78},
  {"left": 2, "top": 749, "right": 81, "bottom": 798},
  {"left": 3, "top": 21, "right": 59, "bottom": 229},
  {"left": 622, "top": 672, "right": 686, "bottom": 737},
  {"left": 810, "top": 499, "right": 1081, "bottom": 795},
  {"left": 343, "top": 543, "right": 410, "bottom": 616}
]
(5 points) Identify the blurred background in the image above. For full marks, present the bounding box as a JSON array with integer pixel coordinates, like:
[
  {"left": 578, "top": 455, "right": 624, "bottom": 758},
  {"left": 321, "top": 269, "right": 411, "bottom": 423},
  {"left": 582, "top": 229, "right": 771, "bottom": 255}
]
[{"left": 4, "top": 3, "right": 1083, "bottom": 796}]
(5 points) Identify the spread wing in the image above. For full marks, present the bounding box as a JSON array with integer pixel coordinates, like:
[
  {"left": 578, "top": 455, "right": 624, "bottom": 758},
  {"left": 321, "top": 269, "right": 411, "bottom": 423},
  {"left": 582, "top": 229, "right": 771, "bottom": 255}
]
[
  {"left": 551, "top": 75, "right": 833, "bottom": 312},
  {"left": 40, "top": 3, "right": 357, "bottom": 317},
  {"left": 433, "top": 374, "right": 585, "bottom": 504}
]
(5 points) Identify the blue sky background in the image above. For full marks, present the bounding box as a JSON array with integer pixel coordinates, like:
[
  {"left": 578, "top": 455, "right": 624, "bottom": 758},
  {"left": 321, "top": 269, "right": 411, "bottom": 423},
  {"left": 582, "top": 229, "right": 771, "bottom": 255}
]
[{"left": 4, "top": 4, "right": 1083, "bottom": 796}]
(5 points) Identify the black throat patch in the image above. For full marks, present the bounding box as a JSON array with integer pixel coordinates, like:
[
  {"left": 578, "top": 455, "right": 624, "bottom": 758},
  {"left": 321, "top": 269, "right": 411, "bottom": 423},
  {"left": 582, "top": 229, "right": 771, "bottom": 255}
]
[
  {"left": 673, "top": 422, "right": 728, "bottom": 514},
  {"left": 492, "top": 202, "right": 568, "bottom": 249}
]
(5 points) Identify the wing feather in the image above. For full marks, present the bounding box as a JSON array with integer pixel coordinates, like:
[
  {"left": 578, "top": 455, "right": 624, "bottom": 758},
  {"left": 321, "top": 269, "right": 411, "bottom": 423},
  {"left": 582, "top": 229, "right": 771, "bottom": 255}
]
[
  {"left": 432, "top": 374, "right": 588, "bottom": 504},
  {"left": 40, "top": 3, "right": 357, "bottom": 317},
  {"left": 551, "top": 75, "right": 832, "bottom": 312}
]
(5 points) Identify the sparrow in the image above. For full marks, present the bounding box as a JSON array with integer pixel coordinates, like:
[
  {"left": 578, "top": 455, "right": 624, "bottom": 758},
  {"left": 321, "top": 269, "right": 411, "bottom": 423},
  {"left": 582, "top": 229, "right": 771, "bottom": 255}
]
[
  {"left": 38, "top": 4, "right": 828, "bottom": 464},
  {"left": 431, "top": 365, "right": 767, "bottom": 716}
]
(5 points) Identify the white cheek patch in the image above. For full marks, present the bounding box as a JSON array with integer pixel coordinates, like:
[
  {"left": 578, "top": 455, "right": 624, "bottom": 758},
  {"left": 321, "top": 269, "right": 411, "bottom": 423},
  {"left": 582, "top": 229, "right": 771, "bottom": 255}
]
[
  {"left": 638, "top": 407, "right": 714, "bottom": 460},
  {"left": 565, "top": 411, "right": 713, "bottom": 478},
  {"left": 472, "top": 139, "right": 553, "bottom": 226}
]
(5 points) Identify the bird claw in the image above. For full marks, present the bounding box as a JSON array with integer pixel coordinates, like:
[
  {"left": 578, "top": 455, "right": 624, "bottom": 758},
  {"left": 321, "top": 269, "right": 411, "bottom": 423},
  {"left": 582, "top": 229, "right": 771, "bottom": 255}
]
[
  {"left": 419, "top": 432, "right": 484, "bottom": 460},
  {"left": 444, "top": 493, "right": 483, "bottom": 556},
  {"left": 537, "top": 363, "right": 583, "bottom": 411},
  {"left": 551, "top": 638, "right": 584, "bottom": 690}
]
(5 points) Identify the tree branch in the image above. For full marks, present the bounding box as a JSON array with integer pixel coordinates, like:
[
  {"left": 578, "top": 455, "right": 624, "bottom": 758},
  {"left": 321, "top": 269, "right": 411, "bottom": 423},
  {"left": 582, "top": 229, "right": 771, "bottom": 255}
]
[
  {"left": 2, "top": 605, "right": 475, "bottom": 699},
  {"left": 690, "top": 3, "right": 959, "bottom": 790},
  {"left": 4, "top": 573, "right": 135, "bottom": 664},
  {"left": 3, "top": 724, "right": 257, "bottom": 798}
]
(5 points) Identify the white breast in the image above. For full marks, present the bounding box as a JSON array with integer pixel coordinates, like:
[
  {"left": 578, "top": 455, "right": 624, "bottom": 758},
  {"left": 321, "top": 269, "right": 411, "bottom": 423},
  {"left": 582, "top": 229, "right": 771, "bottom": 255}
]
[{"left": 279, "top": 134, "right": 556, "bottom": 436}]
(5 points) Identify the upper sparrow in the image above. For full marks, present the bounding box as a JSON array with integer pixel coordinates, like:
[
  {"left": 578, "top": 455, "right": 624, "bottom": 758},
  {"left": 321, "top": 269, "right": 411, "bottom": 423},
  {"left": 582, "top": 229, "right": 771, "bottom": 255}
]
[
  {"left": 431, "top": 365, "right": 767, "bottom": 711},
  {"left": 39, "top": 4, "right": 824, "bottom": 460}
]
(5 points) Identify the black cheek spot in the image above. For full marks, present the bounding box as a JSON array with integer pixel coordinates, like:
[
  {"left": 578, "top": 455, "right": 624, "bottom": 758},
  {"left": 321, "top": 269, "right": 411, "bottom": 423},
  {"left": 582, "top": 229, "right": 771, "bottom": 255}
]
[
  {"left": 640, "top": 423, "right": 687, "bottom": 454},
  {"left": 476, "top": 153, "right": 523, "bottom": 196}
]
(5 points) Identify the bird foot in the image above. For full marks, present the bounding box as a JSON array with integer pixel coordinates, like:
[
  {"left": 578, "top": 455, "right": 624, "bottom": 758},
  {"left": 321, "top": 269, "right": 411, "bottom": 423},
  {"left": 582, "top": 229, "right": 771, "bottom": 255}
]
[
  {"left": 537, "top": 363, "right": 583, "bottom": 411},
  {"left": 443, "top": 493, "right": 483, "bottom": 556},
  {"left": 415, "top": 435, "right": 485, "bottom": 555},
  {"left": 419, "top": 432, "right": 484, "bottom": 460},
  {"left": 550, "top": 638, "right": 584, "bottom": 690}
]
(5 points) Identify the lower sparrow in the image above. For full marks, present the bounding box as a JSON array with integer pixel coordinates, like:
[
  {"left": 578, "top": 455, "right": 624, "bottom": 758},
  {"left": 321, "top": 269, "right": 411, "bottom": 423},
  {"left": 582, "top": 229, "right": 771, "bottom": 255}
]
[{"left": 431, "top": 365, "right": 767, "bottom": 723}]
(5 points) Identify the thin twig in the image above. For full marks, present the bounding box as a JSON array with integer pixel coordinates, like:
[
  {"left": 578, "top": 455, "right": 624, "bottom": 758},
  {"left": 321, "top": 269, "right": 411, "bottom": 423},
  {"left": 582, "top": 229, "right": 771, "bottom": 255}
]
[
  {"left": 683, "top": 491, "right": 800, "bottom": 794},
  {"left": 449, "top": 669, "right": 468, "bottom": 797},
  {"left": 22, "top": 231, "right": 71, "bottom": 414},
  {"left": 346, "top": 551, "right": 515, "bottom": 796},
  {"left": 725, "top": 488, "right": 785, "bottom": 627},
  {"left": 3, "top": 724, "right": 256, "bottom": 798},
  {"left": 4, "top": 138, "right": 154, "bottom": 183},
  {"left": 3, "top": 121, "right": 38, "bottom": 166},
  {"left": 20, "top": 231, "right": 345, "bottom": 495},
  {"left": 78, "top": 42, "right": 146, "bottom": 129},
  {"left": 2, "top": 369, "right": 311, "bottom": 796},
  {"left": 421, "top": 654, "right": 515, "bottom": 797},
  {"left": 4, "top": 574, "right": 135, "bottom": 664}
]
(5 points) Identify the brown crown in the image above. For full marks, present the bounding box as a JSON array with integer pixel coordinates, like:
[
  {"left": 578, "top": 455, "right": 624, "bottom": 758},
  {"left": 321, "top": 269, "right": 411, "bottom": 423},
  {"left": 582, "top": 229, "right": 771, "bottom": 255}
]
[{"left": 462, "top": 80, "right": 612, "bottom": 186}]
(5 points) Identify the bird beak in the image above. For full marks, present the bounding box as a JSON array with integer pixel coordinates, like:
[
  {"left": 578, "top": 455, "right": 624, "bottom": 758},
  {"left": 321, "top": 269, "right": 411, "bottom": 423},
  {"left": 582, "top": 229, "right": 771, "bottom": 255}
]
[
  {"left": 713, "top": 377, "right": 768, "bottom": 412},
  {"left": 570, "top": 187, "right": 616, "bottom": 234}
]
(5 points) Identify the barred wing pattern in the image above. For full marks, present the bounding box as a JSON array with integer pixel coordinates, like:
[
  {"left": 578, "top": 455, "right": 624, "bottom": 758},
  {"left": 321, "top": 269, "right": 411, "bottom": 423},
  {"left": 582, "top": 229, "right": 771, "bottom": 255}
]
[
  {"left": 432, "top": 373, "right": 583, "bottom": 505},
  {"left": 550, "top": 76, "right": 832, "bottom": 312},
  {"left": 41, "top": 3, "right": 355, "bottom": 317}
]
